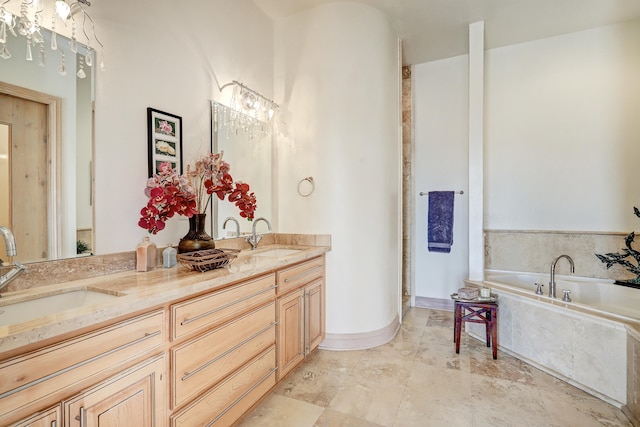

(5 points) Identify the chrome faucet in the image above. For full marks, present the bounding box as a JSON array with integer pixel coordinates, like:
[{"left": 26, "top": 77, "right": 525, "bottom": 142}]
[
  {"left": 222, "top": 217, "right": 240, "bottom": 238},
  {"left": 246, "top": 217, "right": 271, "bottom": 250},
  {"left": 0, "top": 226, "right": 27, "bottom": 295},
  {"left": 0, "top": 226, "right": 16, "bottom": 257},
  {"left": 549, "top": 254, "right": 575, "bottom": 298}
]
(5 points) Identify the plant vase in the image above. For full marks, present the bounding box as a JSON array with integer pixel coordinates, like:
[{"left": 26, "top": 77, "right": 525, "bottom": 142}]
[{"left": 178, "top": 213, "right": 216, "bottom": 253}]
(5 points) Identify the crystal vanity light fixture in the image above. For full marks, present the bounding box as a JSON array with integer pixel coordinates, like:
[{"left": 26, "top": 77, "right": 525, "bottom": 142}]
[
  {"left": 215, "top": 81, "right": 280, "bottom": 140},
  {"left": 0, "top": 0, "right": 105, "bottom": 77}
]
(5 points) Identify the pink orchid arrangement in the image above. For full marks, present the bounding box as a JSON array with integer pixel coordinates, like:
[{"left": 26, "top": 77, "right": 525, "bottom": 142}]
[{"left": 138, "top": 152, "right": 256, "bottom": 234}]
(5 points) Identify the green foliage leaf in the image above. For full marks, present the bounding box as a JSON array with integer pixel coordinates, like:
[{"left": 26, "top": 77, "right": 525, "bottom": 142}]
[{"left": 595, "top": 206, "right": 640, "bottom": 280}]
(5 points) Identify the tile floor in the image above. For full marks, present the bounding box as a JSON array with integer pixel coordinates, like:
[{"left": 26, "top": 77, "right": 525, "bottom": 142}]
[{"left": 237, "top": 307, "right": 633, "bottom": 427}]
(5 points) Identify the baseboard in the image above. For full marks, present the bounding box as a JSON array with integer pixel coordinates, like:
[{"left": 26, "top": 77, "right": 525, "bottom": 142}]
[
  {"left": 319, "top": 314, "right": 400, "bottom": 351},
  {"left": 414, "top": 296, "right": 454, "bottom": 311}
]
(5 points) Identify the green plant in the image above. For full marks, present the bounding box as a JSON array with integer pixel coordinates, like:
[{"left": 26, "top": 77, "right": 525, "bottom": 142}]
[
  {"left": 77, "top": 240, "right": 90, "bottom": 254},
  {"left": 595, "top": 207, "right": 640, "bottom": 284}
]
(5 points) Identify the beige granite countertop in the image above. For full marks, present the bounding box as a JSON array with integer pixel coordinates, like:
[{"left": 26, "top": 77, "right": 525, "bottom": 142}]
[{"left": 0, "top": 244, "right": 329, "bottom": 354}]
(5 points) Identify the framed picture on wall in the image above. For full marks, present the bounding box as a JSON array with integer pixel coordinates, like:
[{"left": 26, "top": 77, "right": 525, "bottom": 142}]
[{"left": 147, "top": 108, "right": 183, "bottom": 177}]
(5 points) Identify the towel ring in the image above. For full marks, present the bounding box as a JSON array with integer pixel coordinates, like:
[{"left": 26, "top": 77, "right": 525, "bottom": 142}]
[{"left": 297, "top": 176, "right": 314, "bottom": 197}]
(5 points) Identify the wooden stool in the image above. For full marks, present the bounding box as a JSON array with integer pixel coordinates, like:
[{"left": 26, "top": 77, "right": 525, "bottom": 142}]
[{"left": 453, "top": 300, "right": 498, "bottom": 359}]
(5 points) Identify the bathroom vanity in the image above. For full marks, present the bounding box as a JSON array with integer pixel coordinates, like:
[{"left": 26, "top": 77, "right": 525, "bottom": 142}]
[{"left": 0, "top": 243, "right": 328, "bottom": 426}]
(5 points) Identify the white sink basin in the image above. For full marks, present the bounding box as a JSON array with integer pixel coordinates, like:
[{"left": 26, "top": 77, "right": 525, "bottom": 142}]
[
  {"left": 256, "top": 249, "right": 303, "bottom": 258},
  {"left": 0, "top": 290, "right": 121, "bottom": 326}
]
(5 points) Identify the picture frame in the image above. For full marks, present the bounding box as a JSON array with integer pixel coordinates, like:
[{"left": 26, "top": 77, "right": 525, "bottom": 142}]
[{"left": 147, "top": 108, "right": 183, "bottom": 177}]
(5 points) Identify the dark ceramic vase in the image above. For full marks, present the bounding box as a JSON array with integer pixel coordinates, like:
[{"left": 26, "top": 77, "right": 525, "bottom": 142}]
[{"left": 178, "top": 213, "right": 216, "bottom": 253}]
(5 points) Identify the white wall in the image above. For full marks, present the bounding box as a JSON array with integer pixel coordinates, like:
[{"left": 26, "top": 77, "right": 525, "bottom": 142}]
[
  {"left": 87, "top": 0, "right": 274, "bottom": 253},
  {"left": 274, "top": 2, "right": 401, "bottom": 336},
  {"left": 413, "top": 19, "right": 640, "bottom": 299},
  {"left": 413, "top": 55, "right": 470, "bottom": 299},
  {"left": 485, "top": 20, "right": 640, "bottom": 233}
]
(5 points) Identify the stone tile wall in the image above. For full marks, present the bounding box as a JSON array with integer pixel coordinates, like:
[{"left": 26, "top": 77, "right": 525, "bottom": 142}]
[
  {"left": 402, "top": 65, "right": 413, "bottom": 299},
  {"left": 485, "top": 229, "right": 636, "bottom": 282}
]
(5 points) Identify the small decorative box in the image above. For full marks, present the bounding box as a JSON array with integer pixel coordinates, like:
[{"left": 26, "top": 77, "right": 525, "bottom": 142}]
[{"left": 457, "top": 287, "right": 479, "bottom": 300}]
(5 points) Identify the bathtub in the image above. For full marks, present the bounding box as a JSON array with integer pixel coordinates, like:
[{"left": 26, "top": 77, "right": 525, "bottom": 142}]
[
  {"left": 484, "top": 271, "right": 640, "bottom": 323},
  {"left": 464, "top": 270, "right": 640, "bottom": 411}
]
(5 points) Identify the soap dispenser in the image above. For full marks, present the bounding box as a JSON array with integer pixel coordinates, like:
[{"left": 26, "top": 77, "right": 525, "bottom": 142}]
[
  {"left": 163, "top": 245, "right": 177, "bottom": 268},
  {"left": 136, "top": 237, "right": 157, "bottom": 272}
]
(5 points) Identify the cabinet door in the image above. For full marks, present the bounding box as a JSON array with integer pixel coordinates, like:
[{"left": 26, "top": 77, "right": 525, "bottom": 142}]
[
  {"left": 305, "top": 278, "right": 325, "bottom": 354},
  {"left": 64, "top": 355, "right": 166, "bottom": 427},
  {"left": 277, "top": 289, "right": 305, "bottom": 380},
  {"left": 13, "top": 405, "right": 61, "bottom": 427}
]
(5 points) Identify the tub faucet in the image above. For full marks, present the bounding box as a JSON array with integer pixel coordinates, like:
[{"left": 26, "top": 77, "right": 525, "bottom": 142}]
[
  {"left": 549, "top": 254, "right": 575, "bottom": 299},
  {"left": 0, "top": 226, "right": 27, "bottom": 295},
  {"left": 246, "top": 217, "right": 271, "bottom": 250},
  {"left": 222, "top": 217, "right": 240, "bottom": 238}
]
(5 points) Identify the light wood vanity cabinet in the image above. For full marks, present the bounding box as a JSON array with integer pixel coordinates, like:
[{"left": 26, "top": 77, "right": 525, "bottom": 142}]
[
  {"left": 0, "top": 310, "right": 165, "bottom": 426},
  {"left": 276, "top": 256, "right": 326, "bottom": 380},
  {"left": 2, "top": 251, "right": 327, "bottom": 426}
]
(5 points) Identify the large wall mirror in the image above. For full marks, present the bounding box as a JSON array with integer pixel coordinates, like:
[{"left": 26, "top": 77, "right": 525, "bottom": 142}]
[
  {"left": 211, "top": 101, "right": 273, "bottom": 239},
  {"left": 0, "top": 27, "right": 94, "bottom": 264}
]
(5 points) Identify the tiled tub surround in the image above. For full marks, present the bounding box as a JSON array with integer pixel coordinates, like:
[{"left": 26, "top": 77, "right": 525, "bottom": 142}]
[
  {"left": 0, "top": 235, "right": 330, "bottom": 354},
  {"left": 485, "top": 229, "right": 637, "bottom": 282},
  {"left": 485, "top": 271, "right": 640, "bottom": 323},
  {"left": 465, "top": 273, "right": 640, "bottom": 426}
]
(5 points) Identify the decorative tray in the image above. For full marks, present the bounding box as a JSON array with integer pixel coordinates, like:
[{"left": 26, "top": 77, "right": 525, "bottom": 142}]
[
  {"left": 450, "top": 293, "right": 498, "bottom": 303},
  {"left": 177, "top": 248, "right": 240, "bottom": 272}
]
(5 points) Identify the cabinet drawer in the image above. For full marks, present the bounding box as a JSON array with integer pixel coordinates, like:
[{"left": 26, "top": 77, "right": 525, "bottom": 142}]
[
  {"left": 0, "top": 310, "right": 164, "bottom": 425},
  {"left": 171, "top": 346, "right": 276, "bottom": 427},
  {"left": 172, "top": 273, "right": 276, "bottom": 340},
  {"left": 277, "top": 256, "right": 324, "bottom": 294},
  {"left": 171, "top": 302, "right": 276, "bottom": 409}
]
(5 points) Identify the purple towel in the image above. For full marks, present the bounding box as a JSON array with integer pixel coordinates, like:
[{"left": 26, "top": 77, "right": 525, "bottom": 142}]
[{"left": 428, "top": 191, "right": 454, "bottom": 253}]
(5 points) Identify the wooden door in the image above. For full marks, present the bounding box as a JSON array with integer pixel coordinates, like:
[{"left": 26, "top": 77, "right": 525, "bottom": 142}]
[
  {"left": 64, "top": 356, "right": 166, "bottom": 427},
  {"left": 0, "top": 92, "right": 48, "bottom": 262},
  {"left": 277, "top": 289, "right": 305, "bottom": 380},
  {"left": 305, "top": 278, "right": 325, "bottom": 354}
]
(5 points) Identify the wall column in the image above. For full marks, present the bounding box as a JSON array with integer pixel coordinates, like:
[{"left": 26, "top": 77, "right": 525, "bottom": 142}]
[{"left": 468, "top": 21, "right": 485, "bottom": 280}]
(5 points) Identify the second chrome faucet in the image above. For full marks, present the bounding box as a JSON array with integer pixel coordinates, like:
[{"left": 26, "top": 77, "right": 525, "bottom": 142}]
[
  {"left": 246, "top": 217, "right": 271, "bottom": 250},
  {"left": 549, "top": 254, "right": 575, "bottom": 299}
]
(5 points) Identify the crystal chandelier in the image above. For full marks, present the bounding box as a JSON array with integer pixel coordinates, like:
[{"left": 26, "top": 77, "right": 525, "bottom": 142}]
[
  {"left": 214, "top": 81, "right": 280, "bottom": 140},
  {"left": 0, "top": 0, "right": 104, "bottom": 77}
]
